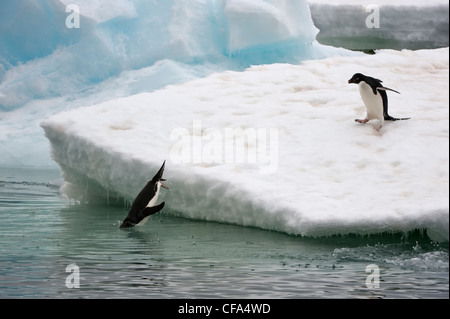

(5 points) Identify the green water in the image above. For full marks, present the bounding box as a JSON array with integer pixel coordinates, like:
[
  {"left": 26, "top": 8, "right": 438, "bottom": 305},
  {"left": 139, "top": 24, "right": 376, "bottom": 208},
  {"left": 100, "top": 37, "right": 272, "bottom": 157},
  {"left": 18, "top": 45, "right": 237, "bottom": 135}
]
[{"left": 0, "top": 168, "right": 448, "bottom": 299}]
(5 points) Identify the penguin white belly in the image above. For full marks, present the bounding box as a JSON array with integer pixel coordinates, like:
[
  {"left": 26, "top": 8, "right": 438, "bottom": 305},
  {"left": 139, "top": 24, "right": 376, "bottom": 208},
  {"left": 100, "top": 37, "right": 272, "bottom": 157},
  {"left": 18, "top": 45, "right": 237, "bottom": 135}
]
[
  {"left": 136, "top": 216, "right": 151, "bottom": 226},
  {"left": 147, "top": 182, "right": 161, "bottom": 208},
  {"left": 359, "top": 82, "right": 383, "bottom": 123},
  {"left": 136, "top": 183, "right": 161, "bottom": 227}
]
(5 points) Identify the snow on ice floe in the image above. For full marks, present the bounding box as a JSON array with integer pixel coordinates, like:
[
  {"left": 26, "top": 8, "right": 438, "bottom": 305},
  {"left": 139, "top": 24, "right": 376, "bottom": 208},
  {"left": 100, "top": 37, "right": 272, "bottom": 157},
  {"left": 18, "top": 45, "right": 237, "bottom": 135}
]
[
  {"left": 1, "top": 0, "right": 449, "bottom": 167},
  {"left": 0, "top": 0, "right": 341, "bottom": 167},
  {"left": 42, "top": 48, "right": 449, "bottom": 242}
]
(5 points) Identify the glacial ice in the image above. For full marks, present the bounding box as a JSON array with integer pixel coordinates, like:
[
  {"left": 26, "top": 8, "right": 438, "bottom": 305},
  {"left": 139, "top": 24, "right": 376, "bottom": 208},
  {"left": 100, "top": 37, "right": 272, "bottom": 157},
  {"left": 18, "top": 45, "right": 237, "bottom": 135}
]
[
  {"left": 1, "top": 0, "right": 336, "bottom": 167},
  {"left": 0, "top": 0, "right": 321, "bottom": 111},
  {"left": 1, "top": 0, "right": 448, "bottom": 167}
]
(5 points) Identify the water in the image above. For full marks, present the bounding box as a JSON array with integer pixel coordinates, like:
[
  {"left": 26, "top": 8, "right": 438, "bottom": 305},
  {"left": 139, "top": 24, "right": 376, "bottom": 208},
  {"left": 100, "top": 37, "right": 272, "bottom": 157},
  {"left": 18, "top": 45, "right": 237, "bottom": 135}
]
[{"left": 0, "top": 168, "right": 448, "bottom": 299}]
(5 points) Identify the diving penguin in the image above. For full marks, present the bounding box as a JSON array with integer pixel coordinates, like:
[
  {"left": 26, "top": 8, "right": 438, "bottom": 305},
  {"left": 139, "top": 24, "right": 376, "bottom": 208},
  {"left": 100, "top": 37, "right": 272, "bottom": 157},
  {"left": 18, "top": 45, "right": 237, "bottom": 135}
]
[
  {"left": 119, "top": 161, "right": 168, "bottom": 228},
  {"left": 348, "top": 73, "right": 410, "bottom": 130}
]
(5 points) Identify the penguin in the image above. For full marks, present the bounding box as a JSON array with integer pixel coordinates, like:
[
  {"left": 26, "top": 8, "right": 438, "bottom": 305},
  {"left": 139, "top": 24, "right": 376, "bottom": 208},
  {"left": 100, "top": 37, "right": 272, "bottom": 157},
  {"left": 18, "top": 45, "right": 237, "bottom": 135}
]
[
  {"left": 348, "top": 73, "right": 410, "bottom": 130},
  {"left": 119, "top": 161, "right": 168, "bottom": 228}
]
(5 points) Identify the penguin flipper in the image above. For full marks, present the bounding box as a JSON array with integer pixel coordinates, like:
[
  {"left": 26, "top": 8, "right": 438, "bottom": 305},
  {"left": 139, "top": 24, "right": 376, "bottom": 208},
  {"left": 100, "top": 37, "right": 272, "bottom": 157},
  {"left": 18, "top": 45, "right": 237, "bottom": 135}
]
[
  {"left": 142, "top": 202, "right": 165, "bottom": 218},
  {"left": 378, "top": 87, "right": 400, "bottom": 94},
  {"left": 371, "top": 86, "right": 378, "bottom": 95}
]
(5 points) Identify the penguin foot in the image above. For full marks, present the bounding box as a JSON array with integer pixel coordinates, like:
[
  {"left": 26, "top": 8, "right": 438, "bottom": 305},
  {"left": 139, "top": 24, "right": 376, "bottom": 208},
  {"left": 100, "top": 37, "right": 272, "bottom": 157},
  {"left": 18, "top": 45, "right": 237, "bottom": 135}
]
[{"left": 355, "top": 119, "right": 369, "bottom": 124}]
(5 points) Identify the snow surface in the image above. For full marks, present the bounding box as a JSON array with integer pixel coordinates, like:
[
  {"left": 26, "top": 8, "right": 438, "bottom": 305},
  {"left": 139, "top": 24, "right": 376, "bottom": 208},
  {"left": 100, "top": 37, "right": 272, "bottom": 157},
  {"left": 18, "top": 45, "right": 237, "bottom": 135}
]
[
  {"left": 42, "top": 48, "right": 449, "bottom": 242},
  {"left": 1, "top": 0, "right": 448, "bottom": 167}
]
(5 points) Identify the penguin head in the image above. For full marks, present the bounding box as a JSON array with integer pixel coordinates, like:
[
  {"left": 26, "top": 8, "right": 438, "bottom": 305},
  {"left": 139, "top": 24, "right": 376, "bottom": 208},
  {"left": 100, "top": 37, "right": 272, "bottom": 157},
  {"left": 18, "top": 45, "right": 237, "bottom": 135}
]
[
  {"left": 153, "top": 179, "right": 169, "bottom": 197},
  {"left": 348, "top": 73, "right": 365, "bottom": 84},
  {"left": 151, "top": 161, "right": 169, "bottom": 191},
  {"left": 158, "top": 179, "right": 169, "bottom": 190},
  {"left": 119, "top": 218, "right": 135, "bottom": 229}
]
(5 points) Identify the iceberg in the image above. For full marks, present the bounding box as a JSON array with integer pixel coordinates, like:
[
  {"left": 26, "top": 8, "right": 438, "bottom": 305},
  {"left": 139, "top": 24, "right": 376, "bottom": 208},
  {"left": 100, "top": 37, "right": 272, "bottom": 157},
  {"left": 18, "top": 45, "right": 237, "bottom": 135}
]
[
  {"left": 1, "top": 0, "right": 343, "bottom": 167},
  {"left": 0, "top": 0, "right": 321, "bottom": 111},
  {"left": 42, "top": 48, "right": 449, "bottom": 242},
  {"left": 1, "top": 0, "right": 448, "bottom": 167},
  {"left": 1, "top": 0, "right": 449, "bottom": 241},
  {"left": 309, "top": 0, "right": 449, "bottom": 51}
]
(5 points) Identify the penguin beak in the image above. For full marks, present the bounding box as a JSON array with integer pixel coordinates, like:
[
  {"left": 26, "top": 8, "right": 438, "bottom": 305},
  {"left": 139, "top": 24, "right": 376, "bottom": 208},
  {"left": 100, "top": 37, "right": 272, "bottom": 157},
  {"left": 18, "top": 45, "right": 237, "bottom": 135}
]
[
  {"left": 160, "top": 178, "right": 169, "bottom": 189},
  {"left": 348, "top": 79, "right": 353, "bottom": 84},
  {"left": 152, "top": 161, "right": 169, "bottom": 188}
]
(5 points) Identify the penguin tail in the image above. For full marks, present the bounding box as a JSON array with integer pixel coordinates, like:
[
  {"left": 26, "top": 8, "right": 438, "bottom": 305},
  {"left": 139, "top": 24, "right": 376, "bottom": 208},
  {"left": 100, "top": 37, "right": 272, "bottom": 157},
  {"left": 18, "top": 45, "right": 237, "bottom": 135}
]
[
  {"left": 378, "top": 87, "right": 401, "bottom": 94},
  {"left": 384, "top": 115, "right": 411, "bottom": 121}
]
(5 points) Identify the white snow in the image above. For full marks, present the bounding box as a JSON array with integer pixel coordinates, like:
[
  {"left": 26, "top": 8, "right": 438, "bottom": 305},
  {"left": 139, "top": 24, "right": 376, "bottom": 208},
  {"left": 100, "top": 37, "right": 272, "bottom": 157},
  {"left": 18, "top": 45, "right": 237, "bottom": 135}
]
[
  {"left": 0, "top": 0, "right": 342, "bottom": 167},
  {"left": 1, "top": 0, "right": 448, "bottom": 167},
  {"left": 42, "top": 48, "right": 449, "bottom": 242}
]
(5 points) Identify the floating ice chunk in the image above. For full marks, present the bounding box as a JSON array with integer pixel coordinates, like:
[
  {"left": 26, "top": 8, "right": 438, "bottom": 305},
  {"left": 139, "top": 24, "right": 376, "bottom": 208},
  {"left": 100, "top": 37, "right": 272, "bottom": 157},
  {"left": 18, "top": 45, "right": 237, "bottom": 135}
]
[
  {"left": 225, "top": 0, "right": 318, "bottom": 52},
  {"left": 42, "top": 48, "right": 449, "bottom": 242},
  {"left": 309, "top": 0, "right": 449, "bottom": 50}
]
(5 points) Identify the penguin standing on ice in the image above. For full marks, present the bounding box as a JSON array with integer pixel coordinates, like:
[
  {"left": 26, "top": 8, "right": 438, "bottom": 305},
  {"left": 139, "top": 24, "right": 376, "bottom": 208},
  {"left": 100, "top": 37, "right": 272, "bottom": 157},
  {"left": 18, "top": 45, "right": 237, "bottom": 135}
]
[
  {"left": 120, "top": 161, "right": 169, "bottom": 228},
  {"left": 348, "top": 73, "right": 410, "bottom": 131}
]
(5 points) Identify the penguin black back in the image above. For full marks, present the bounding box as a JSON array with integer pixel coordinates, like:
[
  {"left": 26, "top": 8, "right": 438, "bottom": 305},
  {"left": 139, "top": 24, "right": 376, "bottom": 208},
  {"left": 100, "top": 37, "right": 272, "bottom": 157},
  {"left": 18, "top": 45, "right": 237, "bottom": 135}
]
[{"left": 120, "top": 161, "right": 168, "bottom": 228}]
